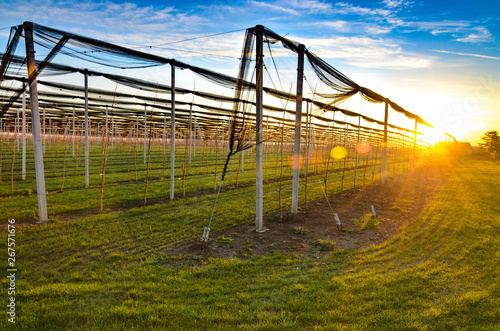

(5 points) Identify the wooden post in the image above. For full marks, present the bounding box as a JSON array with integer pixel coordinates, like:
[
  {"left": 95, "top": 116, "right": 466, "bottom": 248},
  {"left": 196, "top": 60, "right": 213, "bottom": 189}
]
[
  {"left": 382, "top": 100, "right": 389, "bottom": 184},
  {"left": 43, "top": 106, "right": 45, "bottom": 154},
  {"left": 265, "top": 116, "right": 269, "bottom": 162},
  {"left": 136, "top": 115, "right": 139, "bottom": 150},
  {"left": 255, "top": 25, "right": 264, "bottom": 231},
  {"left": 356, "top": 115, "right": 361, "bottom": 168},
  {"left": 16, "top": 107, "right": 19, "bottom": 152},
  {"left": 144, "top": 105, "right": 147, "bottom": 164},
  {"left": 304, "top": 101, "right": 309, "bottom": 204},
  {"left": 23, "top": 21, "right": 48, "bottom": 222},
  {"left": 189, "top": 103, "right": 193, "bottom": 166},
  {"left": 105, "top": 106, "right": 108, "bottom": 148},
  {"left": 163, "top": 115, "right": 166, "bottom": 155},
  {"left": 291, "top": 44, "right": 305, "bottom": 214},
  {"left": 72, "top": 106, "right": 75, "bottom": 157},
  {"left": 194, "top": 117, "right": 198, "bottom": 157},
  {"left": 84, "top": 70, "right": 89, "bottom": 188},
  {"left": 227, "top": 118, "right": 230, "bottom": 155},
  {"left": 170, "top": 64, "right": 175, "bottom": 200}
]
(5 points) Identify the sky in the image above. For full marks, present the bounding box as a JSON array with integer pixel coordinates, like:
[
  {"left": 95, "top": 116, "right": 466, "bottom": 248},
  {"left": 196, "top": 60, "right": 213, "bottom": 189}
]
[{"left": 1, "top": 0, "right": 499, "bottom": 145}]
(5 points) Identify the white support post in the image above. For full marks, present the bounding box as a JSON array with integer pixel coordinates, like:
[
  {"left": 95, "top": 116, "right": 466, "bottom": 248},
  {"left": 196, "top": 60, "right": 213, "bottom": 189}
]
[
  {"left": 43, "top": 106, "right": 45, "bottom": 154},
  {"left": 255, "top": 25, "right": 264, "bottom": 231},
  {"left": 170, "top": 64, "right": 175, "bottom": 201},
  {"left": 24, "top": 21, "right": 48, "bottom": 222},
  {"left": 84, "top": 70, "right": 89, "bottom": 188},
  {"left": 291, "top": 44, "right": 305, "bottom": 214},
  {"left": 382, "top": 100, "right": 389, "bottom": 184},
  {"left": 22, "top": 89, "right": 26, "bottom": 180}
]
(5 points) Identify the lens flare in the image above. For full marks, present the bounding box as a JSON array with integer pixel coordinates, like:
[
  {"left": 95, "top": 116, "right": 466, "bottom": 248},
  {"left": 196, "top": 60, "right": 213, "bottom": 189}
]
[
  {"left": 356, "top": 143, "right": 371, "bottom": 154},
  {"left": 330, "top": 146, "right": 347, "bottom": 159}
]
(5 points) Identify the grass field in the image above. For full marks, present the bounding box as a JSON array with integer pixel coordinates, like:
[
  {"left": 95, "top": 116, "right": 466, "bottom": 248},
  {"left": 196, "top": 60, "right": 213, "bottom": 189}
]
[
  {"left": 0, "top": 140, "right": 412, "bottom": 222},
  {"left": 1, "top": 156, "right": 499, "bottom": 330}
]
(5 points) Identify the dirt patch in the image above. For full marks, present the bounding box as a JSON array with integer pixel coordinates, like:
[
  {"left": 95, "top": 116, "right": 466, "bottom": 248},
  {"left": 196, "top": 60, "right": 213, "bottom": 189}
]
[{"left": 166, "top": 160, "right": 451, "bottom": 260}]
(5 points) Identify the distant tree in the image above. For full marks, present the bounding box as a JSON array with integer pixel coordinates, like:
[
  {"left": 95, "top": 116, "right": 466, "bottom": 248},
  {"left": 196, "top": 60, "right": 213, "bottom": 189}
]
[{"left": 478, "top": 130, "right": 500, "bottom": 159}]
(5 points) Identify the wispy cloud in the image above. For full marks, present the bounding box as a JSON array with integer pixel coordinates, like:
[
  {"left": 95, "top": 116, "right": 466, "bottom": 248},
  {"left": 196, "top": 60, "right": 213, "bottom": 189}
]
[
  {"left": 334, "top": 2, "right": 391, "bottom": 17},
  {"left": 247, "top": 1, "right": 299, "bottom": 15},
  {"left": 0, "top": 0, "right": 208, "bottom": 34},
  {"left": 430, "top": 49, "right": 500, "bottom": 61},
  {"left": 390, "top": 19, "right": 494, "bottom": 44},
  {"left": 455, "top": 27, "right": 493, "bottom": 43},
  {"left": 247, "top": 0, "right": 333, "bottom": 15},
  {"left": 381, "top": 0, "right": 414, "bottom": 10},
  {"left": 284, "top": 0, "right": 333, "bottom": 12},
  {"left": 299, "top": 36, "right": 433, "bottom": 69},
  {"left": 365, "top": 24, "right": 393, "bottom": 35}
]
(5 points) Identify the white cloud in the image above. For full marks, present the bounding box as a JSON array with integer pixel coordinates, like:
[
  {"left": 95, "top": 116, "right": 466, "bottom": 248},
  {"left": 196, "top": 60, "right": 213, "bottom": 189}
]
[
  {"left": 366, "top": 25, "right": 393, "bottom": 35},
  {"left": 0, "top": 0, "right": 207, "bottom": 34},
  {"left": 405, "top": 20, "right": 470, "bottom": 35},
  {"left": 297, "top": 36, "right": 433, "bottom": 69},
  {"left": 284, "top": 0, "right": 333, "bottom": 12},
  {"left": 381, "top": 0, "right": 414, "bottom": 9},
  {"left": 247, "top": 0, "right": 333, "bottom": 15},
  {"left": 382, "top": 0, "right": 404, "bottom": 8},
  {"left": 247, "top": 1, "right": 299, "bottom": 15},
  {"left": 322, "top": 20, "right": 350, "bottom": 32},
  {"left": 456, "top": 27, "right": 493, "bottom": 43},
  {"left": 397, "top": 20, "right": 494, "bottom": 44},
  {"left": 430, "top": 49, "right": 500, "bottom": 61},
  {"left": 334, "top": 2, "right": 391, "bottom": 17}
]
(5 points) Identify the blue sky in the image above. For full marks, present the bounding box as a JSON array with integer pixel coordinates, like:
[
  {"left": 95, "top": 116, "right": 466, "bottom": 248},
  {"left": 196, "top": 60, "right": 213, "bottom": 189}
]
[{"left": 1, "top": 0, "right": 499, "bottom": 144}]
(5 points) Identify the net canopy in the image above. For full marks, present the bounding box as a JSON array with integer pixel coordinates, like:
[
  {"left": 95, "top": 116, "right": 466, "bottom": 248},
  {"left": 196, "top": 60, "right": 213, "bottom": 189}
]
[{"left": 0, "top": 20, "right": 443, "bottom": 164}]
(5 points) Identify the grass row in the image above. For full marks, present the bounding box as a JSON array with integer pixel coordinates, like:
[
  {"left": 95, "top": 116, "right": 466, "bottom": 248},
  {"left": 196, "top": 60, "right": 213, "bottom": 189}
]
[
  {"left": 0, "top": 157, "right": 498, "bottom": 329},
  {"left": 0, "top": 140, "right": 417, "bottom": 221}
]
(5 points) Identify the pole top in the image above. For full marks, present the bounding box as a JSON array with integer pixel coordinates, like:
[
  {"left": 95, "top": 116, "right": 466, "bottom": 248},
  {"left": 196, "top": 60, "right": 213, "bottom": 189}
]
[
  {"left": 254, "top": 25, "right": 264, "bottom": 34},
  {"left": 23, "top": 21, "right": 34, "bottom": 31}
]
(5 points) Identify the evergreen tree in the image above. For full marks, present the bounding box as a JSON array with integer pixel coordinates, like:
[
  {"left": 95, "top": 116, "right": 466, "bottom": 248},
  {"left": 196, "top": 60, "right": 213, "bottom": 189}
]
[{"left": 478, "top": 130, "right": 500, "bottom": 159}]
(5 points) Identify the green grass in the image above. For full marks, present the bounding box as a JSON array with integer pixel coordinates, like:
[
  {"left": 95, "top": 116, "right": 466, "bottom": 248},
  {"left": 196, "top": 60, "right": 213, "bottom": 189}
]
[
  {"left": 2, "top": 154, "right": 498, "bottom": 329},
  {"left": 390, "top": 205, "right": 410, "bottom": 214},
  {"left": 294, "top": 226, "right": 310, "bottom": 235},
  {"left": 353, "top": 213, "right": 379, "bottom": 230},
  {"left": 0, "top": 140, "right": 413, "bottom": 222},
  {"left": 314, "top": 239, "right": 338, "bottom": 251}
]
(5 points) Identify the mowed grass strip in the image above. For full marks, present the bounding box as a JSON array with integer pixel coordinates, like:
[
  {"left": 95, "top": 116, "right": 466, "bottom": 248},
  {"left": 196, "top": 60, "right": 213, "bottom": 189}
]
[
  {"left": 1, "top": 157, "right": 498, "bottom": 330},
  {"left": 0, "top": 141, "right": 409, "bottom": 221}
]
